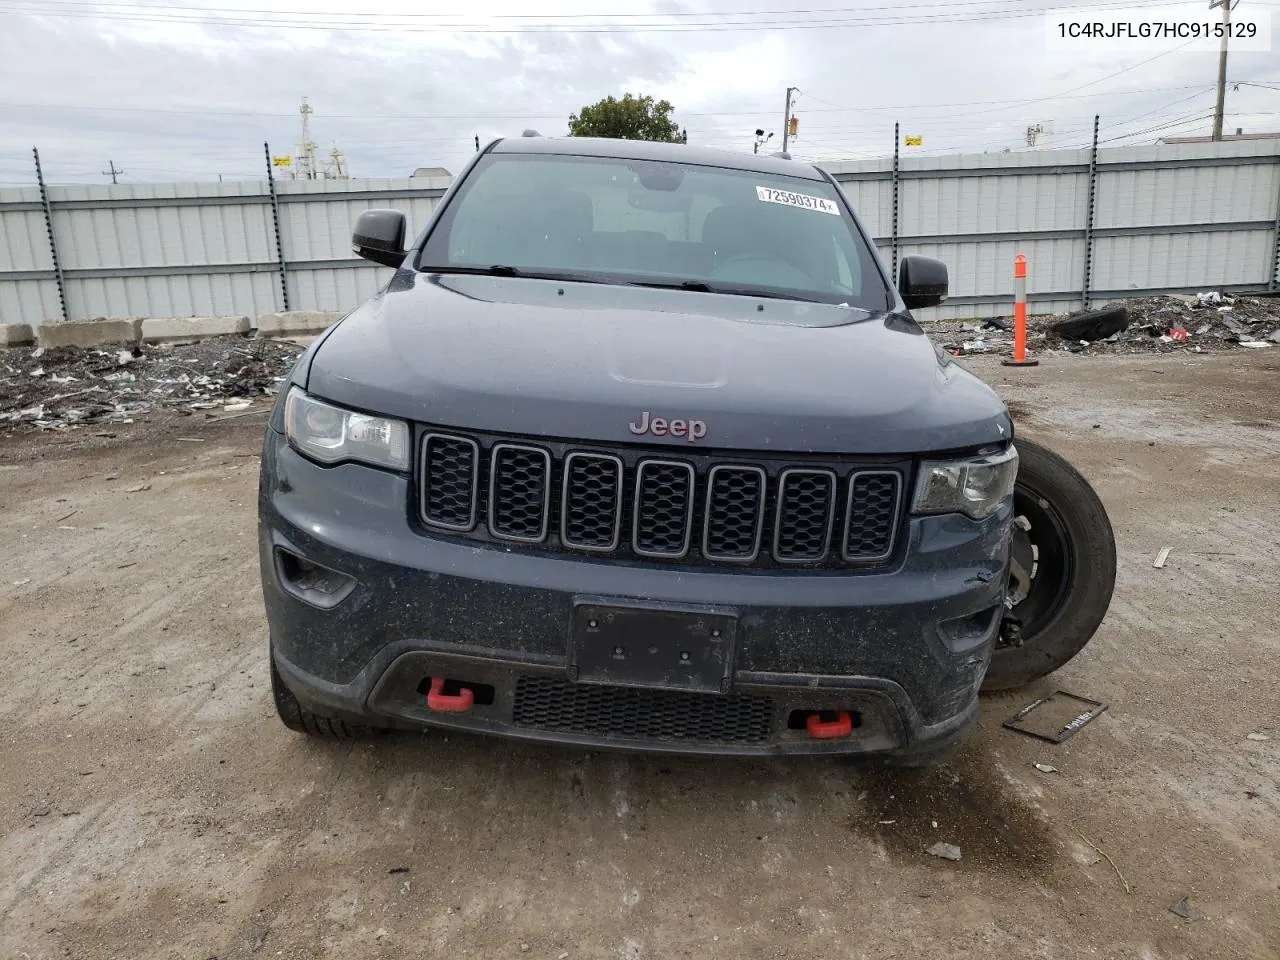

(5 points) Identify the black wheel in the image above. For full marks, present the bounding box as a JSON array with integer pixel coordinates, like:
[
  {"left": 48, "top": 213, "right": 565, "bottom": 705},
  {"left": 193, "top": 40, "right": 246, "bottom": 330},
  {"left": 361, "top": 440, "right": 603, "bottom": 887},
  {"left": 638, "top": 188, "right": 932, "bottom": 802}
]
[
  {"left": 982, "top": 437, "right": 1117, "bottom": 691},
  {"left": 270, "top": 655, "right": 376, "bottom": 738}
]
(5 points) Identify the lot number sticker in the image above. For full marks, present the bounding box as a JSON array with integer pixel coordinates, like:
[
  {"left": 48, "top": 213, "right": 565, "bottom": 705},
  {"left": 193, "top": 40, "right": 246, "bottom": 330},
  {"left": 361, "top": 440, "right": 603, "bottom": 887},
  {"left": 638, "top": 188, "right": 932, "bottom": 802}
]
[{"left": 755, "top": 185, "right": 840, "bottom": 215}]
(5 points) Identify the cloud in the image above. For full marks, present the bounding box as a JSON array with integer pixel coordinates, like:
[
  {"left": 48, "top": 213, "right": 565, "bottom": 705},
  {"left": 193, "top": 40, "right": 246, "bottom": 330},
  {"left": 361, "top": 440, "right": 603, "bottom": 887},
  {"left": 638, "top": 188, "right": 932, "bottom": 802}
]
[{"left": 0, "top": 0, "right": 1277, "bottom": 185}]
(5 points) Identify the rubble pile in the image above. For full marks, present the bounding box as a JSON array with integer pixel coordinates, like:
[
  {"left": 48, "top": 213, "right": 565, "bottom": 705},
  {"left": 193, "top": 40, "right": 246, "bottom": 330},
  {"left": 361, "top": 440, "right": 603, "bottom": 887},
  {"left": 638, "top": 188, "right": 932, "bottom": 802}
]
[
  {"left": 0, "top": 334, "right": 303, "bottom": 430},
  {"left": 936, "top": 292, "right": 1280, "bottom": 357}
]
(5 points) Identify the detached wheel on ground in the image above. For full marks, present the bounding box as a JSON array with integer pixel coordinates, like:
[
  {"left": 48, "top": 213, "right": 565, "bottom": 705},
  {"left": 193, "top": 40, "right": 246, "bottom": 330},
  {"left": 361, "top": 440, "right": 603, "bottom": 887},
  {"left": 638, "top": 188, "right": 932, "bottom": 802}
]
[
  {"left": 983, "top": 437, "right": 1117, "bottom": 692},
  {"left": 270, "top": 655, "right": 379, "bottom": 738}
]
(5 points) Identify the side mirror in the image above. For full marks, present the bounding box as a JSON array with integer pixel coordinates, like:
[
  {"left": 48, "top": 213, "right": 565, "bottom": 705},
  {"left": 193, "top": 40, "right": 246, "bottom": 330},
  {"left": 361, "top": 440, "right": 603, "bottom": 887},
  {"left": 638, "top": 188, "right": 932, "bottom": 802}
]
[
  {"left": 352, "top": 209, "right": 407, "bottom": 268},
  {"left": 898, "top": 255, "right": 948, "bottom": 309}
]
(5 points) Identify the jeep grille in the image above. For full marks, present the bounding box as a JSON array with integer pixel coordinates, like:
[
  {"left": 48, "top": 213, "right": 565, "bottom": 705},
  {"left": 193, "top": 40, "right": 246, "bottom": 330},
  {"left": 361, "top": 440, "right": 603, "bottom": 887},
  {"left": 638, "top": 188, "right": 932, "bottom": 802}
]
[{"left": 418, "top": 430, "right": 905, "bottom": 569}]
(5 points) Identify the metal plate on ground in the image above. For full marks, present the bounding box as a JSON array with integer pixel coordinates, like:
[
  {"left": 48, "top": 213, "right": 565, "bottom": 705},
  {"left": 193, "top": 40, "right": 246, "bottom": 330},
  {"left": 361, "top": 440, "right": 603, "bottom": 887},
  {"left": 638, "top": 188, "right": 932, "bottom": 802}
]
[
  {"left": 569, "top": 601, "right": 738, "bottom": 694},
  {"left": 1003, "top": 690, "right": 1109, "bottom": 744}
]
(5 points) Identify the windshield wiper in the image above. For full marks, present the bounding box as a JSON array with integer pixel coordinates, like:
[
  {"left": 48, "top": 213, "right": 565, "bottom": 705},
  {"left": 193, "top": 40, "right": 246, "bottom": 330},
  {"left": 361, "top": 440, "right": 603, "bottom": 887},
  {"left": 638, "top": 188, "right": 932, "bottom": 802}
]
[
  {"left": 424, "top": 264, "right": 607, "bottom": 284},
  {"left": 629, "top": 277, "right": 827, "bottom": 303}
]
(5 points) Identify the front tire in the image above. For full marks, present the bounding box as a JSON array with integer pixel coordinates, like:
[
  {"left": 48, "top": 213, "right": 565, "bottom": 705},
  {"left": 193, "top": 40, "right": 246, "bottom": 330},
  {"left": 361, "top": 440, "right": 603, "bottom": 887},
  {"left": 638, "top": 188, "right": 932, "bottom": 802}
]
[
  {"left": 982, "top": 437, "right": 1117, "bottom": 691},
  {"left": 270, "top": 655, "right": 376, "bottom": 738}
]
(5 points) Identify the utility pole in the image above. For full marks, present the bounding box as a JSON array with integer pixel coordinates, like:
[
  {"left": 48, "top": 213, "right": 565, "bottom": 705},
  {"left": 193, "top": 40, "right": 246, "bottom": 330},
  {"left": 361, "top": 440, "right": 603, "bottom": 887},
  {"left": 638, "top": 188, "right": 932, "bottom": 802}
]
[
  {"left": 782, "top": 86, "right": 798, "bottom": 153},
  {"left": 1211, "top": 0, "right": 1232, "bottom": 140},
  {"left": 102, "top": 160, "right": 123, "bottom": 184}
]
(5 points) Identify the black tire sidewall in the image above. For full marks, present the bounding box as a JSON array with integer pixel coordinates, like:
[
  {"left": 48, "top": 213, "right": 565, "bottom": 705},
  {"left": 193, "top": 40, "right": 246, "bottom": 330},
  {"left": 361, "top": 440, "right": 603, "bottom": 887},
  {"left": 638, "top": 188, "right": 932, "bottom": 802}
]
[{"left": 981, "top": 437, "right": 1117, "bottom": 691}]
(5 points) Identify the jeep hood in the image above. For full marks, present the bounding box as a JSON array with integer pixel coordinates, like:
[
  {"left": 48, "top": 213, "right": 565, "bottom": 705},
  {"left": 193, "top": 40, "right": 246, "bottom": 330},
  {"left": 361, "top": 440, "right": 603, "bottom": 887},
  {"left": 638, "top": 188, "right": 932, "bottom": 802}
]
[{"left": 305, "top": 272, "right": 1010, "bottom": 454}]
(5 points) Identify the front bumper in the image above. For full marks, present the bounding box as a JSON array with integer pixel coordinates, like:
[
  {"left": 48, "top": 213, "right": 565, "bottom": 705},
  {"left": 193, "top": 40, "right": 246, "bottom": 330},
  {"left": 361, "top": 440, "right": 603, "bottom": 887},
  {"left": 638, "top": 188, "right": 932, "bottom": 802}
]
[{"left": 260, "top": 429, "right": 1011, "bottom": 757}]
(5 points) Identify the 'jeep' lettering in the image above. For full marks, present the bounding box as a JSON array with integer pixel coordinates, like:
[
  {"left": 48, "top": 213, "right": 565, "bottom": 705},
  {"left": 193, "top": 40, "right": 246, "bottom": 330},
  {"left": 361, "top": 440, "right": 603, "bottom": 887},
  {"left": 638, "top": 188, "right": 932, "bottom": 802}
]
[{"left": 628, "top": 411, "right": 707, "bottom": 443}]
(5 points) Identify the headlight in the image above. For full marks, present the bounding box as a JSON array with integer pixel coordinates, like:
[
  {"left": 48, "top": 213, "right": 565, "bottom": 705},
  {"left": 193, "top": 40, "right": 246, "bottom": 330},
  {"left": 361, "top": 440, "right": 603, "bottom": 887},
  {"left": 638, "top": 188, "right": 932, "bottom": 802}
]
[
  {"left": 912, "top": 445, "right": 1018, "bottom": 520},
  {"left": 284, "top": 388, "right": 409, "bottom": 471}
]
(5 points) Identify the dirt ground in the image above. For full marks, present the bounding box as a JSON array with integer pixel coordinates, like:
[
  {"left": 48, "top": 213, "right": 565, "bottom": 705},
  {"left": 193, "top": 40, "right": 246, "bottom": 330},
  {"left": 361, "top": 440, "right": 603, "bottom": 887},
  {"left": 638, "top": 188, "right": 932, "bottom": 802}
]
[{"left": 1, "top": 349, "right": 1277, "bottom": 960}]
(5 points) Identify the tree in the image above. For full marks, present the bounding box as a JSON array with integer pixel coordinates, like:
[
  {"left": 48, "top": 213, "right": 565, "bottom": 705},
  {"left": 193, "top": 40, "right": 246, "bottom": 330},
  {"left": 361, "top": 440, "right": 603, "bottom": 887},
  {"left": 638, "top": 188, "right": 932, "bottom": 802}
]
[{"left": 568, "top": 94, "right": 685, "bottom": 143}]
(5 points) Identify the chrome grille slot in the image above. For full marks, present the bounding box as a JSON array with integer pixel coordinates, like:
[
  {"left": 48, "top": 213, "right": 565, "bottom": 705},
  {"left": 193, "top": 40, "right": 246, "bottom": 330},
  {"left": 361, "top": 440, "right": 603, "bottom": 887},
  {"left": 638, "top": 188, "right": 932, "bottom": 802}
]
[
  {"left": 420, "top": 433, "right": 478, "bottom": 531},
  {"left": 561, "top": 452, "right": 623, "bottom": 551},
  {"left": 487, "top": 443, "right": 551, "bottom": 542},
  {"left": 632, "top": 460, "right": 695, "bottom": 558},
  {"left": 844, "top": 471, "right": 902, "bottom": 562},
  {"left": 774, "top": 468, "right": 836, "bottom": 562},
  {"left": 703, "top": 465, "right": 766, "bottom": 562}
]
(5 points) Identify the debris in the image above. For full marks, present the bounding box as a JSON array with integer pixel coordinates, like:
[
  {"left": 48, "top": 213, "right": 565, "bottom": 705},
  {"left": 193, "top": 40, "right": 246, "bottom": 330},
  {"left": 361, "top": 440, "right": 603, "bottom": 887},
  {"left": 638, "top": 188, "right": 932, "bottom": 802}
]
[
  {"left": 116, "top": 561, "right": 136, "bottom": 569},
  {"left": 1051, "top": 304, "right": 1129, "bottom": 342},
  {"left": 1033, "top": 763, "right": 1060, "bottom": 774},
  {"left": 31, "top": 804, "right": 51, "bottom": 817},
  {"left": 1246, "top": 733, "right": 1271, "bottom": 742},
  {"left": 1072, "top": 824, "right": 1131, "bottom": 894},
  {"left": 175, "top": 437, "right": 206, "bottom": 442},
  {"left": 1238, "top": 340, "right": 1271, "bottom": 349},
  {"left": 926, "top": 842, "right": 962, "bottom": 861},
  {"left": 932, "top": 294, "right": 1280, "bottom": 357},
  {"left": 1153, "top": 546, "right": 1172, "bottom": 568},
  {"left": 1169, "top": 897, "right": 1191, "bottom": 919},
  {"left": 559, "top": 952, "right": 570, "bottom": 959},
  {"left": 1167, "top": 327, "right": 1188, "bottom": 342},
  {"left": 1, "top": 335, "right": 301, "bottom": 433},
  {"left": 960, "top": 340, "right": 991, "bottom": 354},
  {"left": 13, "top": 578, "right": 31, "bottom": 586},
  {"left": 223, "top": 401, "right": 252, "bottom": 412},
  {"left": 388, "top": 867, "right": 410, "bottom": 874},
  {"left": 982, "top": 317, "right": 1010, "bottom": 331},
  {"left": 55, "top": 510, "right": 77, "bottom": 522},
  {"left": 877, "top": 819, "right": 897, "bottom": 825},
  {"left": 520, "top": 945, "right": 530, "bottom": 953},
  {"left": 121, "top": 483, "right": 152, "bottom": 493}
]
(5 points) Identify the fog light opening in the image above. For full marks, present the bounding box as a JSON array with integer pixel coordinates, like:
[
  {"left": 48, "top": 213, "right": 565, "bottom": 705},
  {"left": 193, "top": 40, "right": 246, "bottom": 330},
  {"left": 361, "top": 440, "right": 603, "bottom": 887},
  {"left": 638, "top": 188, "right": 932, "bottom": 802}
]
[{"left": 273, "top": 547, "right": 357, "bottom": 609}]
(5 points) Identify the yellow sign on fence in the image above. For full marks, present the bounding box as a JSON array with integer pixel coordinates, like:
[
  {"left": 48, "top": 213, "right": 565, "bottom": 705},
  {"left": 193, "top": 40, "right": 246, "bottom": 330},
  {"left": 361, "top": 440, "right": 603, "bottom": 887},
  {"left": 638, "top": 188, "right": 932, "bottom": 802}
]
[
  {"left": 904, "top": 135, "right": 923, "bottom": 147},
  {"left": 271, "top": 155, "right": 292, "bottom": 167}
]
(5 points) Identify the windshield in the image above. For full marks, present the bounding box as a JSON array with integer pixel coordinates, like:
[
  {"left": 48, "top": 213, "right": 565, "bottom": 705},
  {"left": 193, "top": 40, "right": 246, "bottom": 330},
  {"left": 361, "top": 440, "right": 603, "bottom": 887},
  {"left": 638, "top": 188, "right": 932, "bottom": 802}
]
[{"left": 418, "top": 152, "right": 890, "bottom": 309}]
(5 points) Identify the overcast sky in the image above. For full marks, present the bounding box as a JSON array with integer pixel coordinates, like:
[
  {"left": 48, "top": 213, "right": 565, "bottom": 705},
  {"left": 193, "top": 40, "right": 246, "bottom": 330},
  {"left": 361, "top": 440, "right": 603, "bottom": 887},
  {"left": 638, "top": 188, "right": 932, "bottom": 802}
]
[{"left": 0, "top": 0, "right": 1277, "bottom": 185}]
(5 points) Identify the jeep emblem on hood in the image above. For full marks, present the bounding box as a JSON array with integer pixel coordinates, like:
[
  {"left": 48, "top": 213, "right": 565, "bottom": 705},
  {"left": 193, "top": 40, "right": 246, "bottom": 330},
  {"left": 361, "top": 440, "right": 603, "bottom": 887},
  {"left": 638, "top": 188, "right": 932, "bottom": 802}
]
[{"left": 628, "top": 411, "right": 707, "bottom": 443}]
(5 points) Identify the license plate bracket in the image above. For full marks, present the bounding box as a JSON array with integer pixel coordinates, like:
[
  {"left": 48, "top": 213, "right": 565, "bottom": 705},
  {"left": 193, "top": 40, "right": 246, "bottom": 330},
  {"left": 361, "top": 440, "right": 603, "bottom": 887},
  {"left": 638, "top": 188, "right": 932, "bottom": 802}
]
[{"left": 568, "top": 600, "right": 739, "bottom": 694}]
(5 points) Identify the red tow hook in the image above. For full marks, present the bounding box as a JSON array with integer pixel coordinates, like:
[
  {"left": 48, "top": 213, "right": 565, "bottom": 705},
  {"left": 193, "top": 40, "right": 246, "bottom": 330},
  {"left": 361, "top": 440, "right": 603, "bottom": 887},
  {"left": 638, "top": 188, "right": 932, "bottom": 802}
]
[
  {"left": 806, "top": 711, "right": 853, "bottom": 740},
  {"left": 426, "top": 677, "right": 474, "bottom": 713}
]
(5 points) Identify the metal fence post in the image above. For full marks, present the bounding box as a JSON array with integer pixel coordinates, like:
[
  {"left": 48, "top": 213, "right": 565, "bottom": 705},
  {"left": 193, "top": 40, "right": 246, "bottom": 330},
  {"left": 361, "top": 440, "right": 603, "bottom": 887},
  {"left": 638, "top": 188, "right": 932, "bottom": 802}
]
[
  {"left": 891, "top": 122, "right": 900, "bottom": 281},
  {"left": 264, "top": 142, "right": 291, "bottom": 311},
  {"left": 33, "top": 147, "right": 68, "bottom": 323},
  {"left": 1081, "top": 115, "right": 1100, "bottom": 310},
  {"left": 1269, "top": 145, "right": 1280, "bottom": 291}
]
